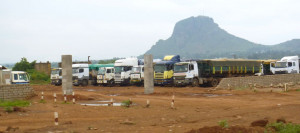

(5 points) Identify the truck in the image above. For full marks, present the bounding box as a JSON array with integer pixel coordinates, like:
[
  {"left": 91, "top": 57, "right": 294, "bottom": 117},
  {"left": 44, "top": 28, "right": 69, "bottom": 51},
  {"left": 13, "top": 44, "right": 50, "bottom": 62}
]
[
  {"left": 0, "top": 69, "right": 30, "bottom": 85},
  {"left": 72, "top": 64, "right": 89, "bottom": 86},
  {"left": 270, "top": 56, "right": 300, "bottom": 74},
  {"left": 50, "top": 68, "right": 62, "bottom": 86},
  {"left": 96, "top": 64, "right": 115, "bottom": 86},
  {"left": 114, "top": 58, "right": 140, "bottom": 85},
  {"left": 173, "top": 59, "right": 263, "bottom": 87},
  {"left": 130, "top": 59, "right": 161, "bottom": 86},
  {"left": 154, "top": 55, "right": 180, "bottom": 86},
  {"left": 130, "top": 65, "right": 144, "bottom": 86}
]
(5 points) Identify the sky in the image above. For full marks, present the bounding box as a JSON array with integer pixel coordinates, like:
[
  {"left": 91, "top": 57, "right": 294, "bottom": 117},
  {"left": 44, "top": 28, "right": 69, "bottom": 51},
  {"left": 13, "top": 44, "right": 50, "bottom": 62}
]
[{"left": 1, "top": 0, "right": 300, "bottom": 63}]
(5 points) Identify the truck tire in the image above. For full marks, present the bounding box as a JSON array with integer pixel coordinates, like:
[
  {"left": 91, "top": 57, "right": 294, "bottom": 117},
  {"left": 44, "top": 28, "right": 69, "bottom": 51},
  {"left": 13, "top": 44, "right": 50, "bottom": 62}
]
[
  {"left": 82, "top": 80, "right": 88, "bottom": 86},
  {"left": 192, "top": 78, "right": 199, "bottom": 87},
  {"left": 209, "top": 78, "right": 219, "bottom": 87}
]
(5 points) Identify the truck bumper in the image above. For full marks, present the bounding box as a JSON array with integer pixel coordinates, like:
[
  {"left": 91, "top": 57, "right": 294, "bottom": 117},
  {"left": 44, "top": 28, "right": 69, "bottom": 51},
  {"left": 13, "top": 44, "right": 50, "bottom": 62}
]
[
  {"left": 154, "top": 79, "right": 173, "bottom": 85},
  {"left": 51, "top": 79, "right": 62, "bottom": 85},
  {"left": 174, "top": 79, "right": 191, "bottom": 86},
  {"left": 73, "top": 79, "right": 81, "bottom": 86}
]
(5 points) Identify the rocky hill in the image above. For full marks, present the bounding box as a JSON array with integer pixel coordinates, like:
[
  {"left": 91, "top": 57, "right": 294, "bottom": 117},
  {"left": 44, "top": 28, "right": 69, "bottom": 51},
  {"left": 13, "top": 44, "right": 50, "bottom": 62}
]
[{"left": 143, "top": 16, "right": 300, "bottom": 59}]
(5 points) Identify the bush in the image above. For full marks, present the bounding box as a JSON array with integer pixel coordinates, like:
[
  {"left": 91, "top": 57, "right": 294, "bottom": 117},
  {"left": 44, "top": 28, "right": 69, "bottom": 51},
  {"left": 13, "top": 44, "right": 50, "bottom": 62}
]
[
  {"left": 218, "top": 120, "right": 229, "bottom": 128},
  {"left": 27, "top": 69, "right": 50, "bottom": 84},
  {"left": 266, "top": 122, "right": 300, "bottom": 133}
]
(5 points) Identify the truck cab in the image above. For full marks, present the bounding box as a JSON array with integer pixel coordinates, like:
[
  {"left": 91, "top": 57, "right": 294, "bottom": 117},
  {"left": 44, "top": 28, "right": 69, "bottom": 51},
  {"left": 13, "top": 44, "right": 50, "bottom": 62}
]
[
  {"left": 154, "top": 55, "right": 180, "bottom": 85},
  {"left": 72, "top": 64, "right": 89, "bottom": 86},
  {"left": 97, "top": 66, "right": 115, "bottom": 86},
  {"left": 51, "top": 68, "right": 62, "bottom": 86},
  {"left": 130, "top": 65, "right": 144, "bottom": 86},
  {"left": 270, "top": 56, "right": 300, "bottom": 74},
  {"left": 173, "top": 61, "right": 198, "bottom": 86},
  {"left": 11, "top": 71, "right": 30, "bottom": 84},
  {"left": 114, "top": 58, "right": 139, "bottom": 85}
]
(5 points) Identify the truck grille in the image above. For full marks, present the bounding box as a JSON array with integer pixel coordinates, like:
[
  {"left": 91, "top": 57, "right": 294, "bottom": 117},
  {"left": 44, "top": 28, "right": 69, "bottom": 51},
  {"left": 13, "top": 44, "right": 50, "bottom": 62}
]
[
  {"left": 174, "top": 76, "right": 185, "bottom": 80},
  {"left": 275, "top": 71, "right": 287, "bottom": 74},
  {"left": 155, "top": 73, "right": 164, "bottom": 79}
]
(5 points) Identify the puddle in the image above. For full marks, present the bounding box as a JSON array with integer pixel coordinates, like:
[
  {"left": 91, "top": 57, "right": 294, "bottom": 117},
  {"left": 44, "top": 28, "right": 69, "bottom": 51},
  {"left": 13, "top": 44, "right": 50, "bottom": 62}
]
[
  {"left": 80, "top": 103, "right": 122, "bottom": 106},
  {"left": 87, "top": 89, "right": 96, "bottom": 92}
]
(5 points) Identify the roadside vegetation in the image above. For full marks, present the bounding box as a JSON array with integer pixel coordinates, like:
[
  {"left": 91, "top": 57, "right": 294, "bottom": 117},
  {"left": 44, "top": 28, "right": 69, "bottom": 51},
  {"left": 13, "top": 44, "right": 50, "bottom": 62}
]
[
  {"left": 13, "top": 57, "right": 50, "bottom": 85},
  {"left": 265, "top": 122, "right": 300, "bottom": 133}
]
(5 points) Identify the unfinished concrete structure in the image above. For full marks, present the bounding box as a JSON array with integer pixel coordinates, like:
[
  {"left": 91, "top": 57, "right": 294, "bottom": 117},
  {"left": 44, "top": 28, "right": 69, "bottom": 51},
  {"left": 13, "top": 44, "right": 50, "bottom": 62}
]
[
  {"left": 34, "top": 61, "right": 51, "bottom": 75},
  {"left": 144, "top": 54, "right": 154, "bottom": 94},
  {"left": 62, "top": 55, "right": 73, "bottom": 95}
]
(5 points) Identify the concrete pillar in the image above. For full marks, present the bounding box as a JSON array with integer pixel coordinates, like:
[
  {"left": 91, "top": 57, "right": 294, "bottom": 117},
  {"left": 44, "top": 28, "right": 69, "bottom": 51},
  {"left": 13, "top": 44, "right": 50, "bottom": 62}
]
[
  {"left": 62, "top": 55, "right": 73, "bottom": 95},
  {"left": 144, "top": 54, "right": 154, "bottom": 94}
]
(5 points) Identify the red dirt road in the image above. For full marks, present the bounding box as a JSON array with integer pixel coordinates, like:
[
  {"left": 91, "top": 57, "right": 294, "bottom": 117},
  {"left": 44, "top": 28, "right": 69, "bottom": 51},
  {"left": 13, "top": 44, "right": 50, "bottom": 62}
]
[{"left": 1, "top": 85, "right": 300, "bottom": 133}]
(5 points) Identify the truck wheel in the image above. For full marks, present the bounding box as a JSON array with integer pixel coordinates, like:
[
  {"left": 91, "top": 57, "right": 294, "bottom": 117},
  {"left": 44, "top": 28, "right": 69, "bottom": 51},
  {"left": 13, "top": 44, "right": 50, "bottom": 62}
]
[
  {"left": 82, "top": 80, "right": 88, "bottom": 86},
  {"left": 192, "top": 78, "right": 199, "bottom": 87},
  {"left": 209, "top": 78, "right": 219, "bottom": 87}
]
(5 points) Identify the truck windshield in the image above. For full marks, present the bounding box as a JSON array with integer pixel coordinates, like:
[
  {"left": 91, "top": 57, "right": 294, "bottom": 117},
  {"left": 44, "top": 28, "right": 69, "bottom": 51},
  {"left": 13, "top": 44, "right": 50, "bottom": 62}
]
[
  {"left": 51, "top": 70, "right": 60, "bottom": 75},
  {"left": 132, "top": 67, "right": 141, "bottom": 73},
  {"left": 19, "top": 73, "right": 29, "bottom": 81},
  {"left": 72, "top": 68, "right": 79, "bottom": 73},
  {"left": 154, "top": 64, "right": 167, "bottom": 73},
  {"left": 115, "top": 66, "right": 124, "bottom": 73},
  {"left": 275, "top": 62, "right": 287, "bottom": 68},
  {"left": 174, "top": 64, "right": 188, "bottom": 72},
  {"left": 98, "top": 68, "right": 105, "bottom": 75}
]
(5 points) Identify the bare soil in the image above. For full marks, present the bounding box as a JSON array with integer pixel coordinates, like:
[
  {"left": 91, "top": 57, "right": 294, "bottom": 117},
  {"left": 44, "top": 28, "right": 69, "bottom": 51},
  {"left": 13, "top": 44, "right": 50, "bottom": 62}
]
[{"left": 1, "top": 85, "right": 300, "bottom": 133}]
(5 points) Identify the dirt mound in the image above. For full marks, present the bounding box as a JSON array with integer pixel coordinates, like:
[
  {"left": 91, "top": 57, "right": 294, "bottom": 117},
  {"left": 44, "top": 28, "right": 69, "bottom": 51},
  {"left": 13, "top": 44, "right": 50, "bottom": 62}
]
[{"left": 187, "top": 126, "right": 265, "bottom": 133}]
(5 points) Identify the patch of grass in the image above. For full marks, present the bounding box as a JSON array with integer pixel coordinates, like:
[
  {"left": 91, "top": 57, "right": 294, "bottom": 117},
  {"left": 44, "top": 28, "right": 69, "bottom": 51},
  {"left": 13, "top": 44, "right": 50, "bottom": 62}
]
[
  {"left": 0, "top": 100, "right": 30, "bottom": 107},
  {"left": 5, "top": 106, "right": 13, "bottom": 113},
  {"left": 266, "top": 122, "right": 300, "bottom": 133},
  {"left": 121, "top": 100, "right": 131, "bottom": 108},
  {"left": 296, "top": 89, "right": 300, "bottom": 92},
  {"left": 218, "top": 120, "right": 229, "bottom": 128},
  {"left": 39, "top": 99, "right": 46, "bottom": 103},
  {"left": 61, "top": 101, "right": 71, "bottom": 104}
]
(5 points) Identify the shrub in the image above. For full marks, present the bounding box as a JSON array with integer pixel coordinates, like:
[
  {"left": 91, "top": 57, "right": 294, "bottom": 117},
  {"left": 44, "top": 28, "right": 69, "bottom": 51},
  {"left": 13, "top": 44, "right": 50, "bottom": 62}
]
[
  {"left": 218, "top": 120, "right": 229, "bottom": 128},
  {"left": 266, "top": 122, "right": 300, "bottom": 133}
]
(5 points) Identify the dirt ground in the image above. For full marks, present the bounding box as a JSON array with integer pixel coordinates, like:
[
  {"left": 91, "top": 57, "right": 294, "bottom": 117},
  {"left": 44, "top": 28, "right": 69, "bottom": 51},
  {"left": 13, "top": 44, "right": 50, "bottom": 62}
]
[{"left": 1, "top": 85, "right": 300, "bottom": 133}]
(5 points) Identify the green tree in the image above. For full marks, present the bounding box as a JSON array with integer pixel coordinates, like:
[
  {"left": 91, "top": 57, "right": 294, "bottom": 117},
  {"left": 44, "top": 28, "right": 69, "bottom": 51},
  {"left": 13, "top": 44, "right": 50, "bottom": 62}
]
[{"left": 12, "top": 57, "right": 36, "bottom": 71}]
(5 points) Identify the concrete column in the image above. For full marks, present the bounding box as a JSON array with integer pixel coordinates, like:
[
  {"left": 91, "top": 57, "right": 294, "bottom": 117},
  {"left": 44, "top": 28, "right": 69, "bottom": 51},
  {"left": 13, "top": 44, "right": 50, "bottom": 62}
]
[
  {"left": 144, "top": 54, "right": 154, "bottom": 94},
  {"left": 62, "top": 55, "right": 73, "bottom": 95}
]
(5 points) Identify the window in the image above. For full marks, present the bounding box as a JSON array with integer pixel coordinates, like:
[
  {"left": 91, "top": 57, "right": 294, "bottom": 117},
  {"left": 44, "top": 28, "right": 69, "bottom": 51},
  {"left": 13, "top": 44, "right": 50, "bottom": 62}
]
[
  {"left": 189, "top": 64, "right": 194, "bottom": 70},
  {"left": 112, "top": 69, "right": 114, "bottom": 73},
  {"left": 293, "top": 62, "right": 296, "bottom": 66},
  {"left": 288, "top": 62, "right": 292, "bottom": 67},
  {"left": 142, "top": 67, "right": 144, "bottom": 72},
  {"left": 79, "top": 69, "right": 84, "bottom": 73},
  {"left": 107, "top": 69, "right": 111, "bottom": 73},
  {"left": 14, "top": 74, "right": 18, "bottom": 80}
]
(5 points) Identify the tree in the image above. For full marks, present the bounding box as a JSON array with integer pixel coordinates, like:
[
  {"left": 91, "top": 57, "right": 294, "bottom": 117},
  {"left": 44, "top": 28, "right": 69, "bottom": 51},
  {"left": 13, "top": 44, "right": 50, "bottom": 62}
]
[{"left": 12, "top": 57, "right": 36, "bottom": 71}]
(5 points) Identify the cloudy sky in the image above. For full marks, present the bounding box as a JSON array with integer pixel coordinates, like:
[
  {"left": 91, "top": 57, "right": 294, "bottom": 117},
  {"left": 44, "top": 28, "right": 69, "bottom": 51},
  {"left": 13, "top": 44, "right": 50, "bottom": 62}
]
[{"left": 1, "top": 0, "right": 300, "bottom": 63}]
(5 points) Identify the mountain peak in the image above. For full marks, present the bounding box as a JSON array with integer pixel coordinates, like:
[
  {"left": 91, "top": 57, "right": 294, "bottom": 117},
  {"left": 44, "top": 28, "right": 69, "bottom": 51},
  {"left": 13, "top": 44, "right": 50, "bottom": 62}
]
[{"left": 172, "top": 16, "right": 218, "bottom": 38}]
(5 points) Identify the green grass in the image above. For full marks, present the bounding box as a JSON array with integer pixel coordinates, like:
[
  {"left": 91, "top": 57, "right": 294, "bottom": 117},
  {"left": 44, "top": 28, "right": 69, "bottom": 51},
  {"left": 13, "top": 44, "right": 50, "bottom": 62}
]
[
  {"left": 296, "top": 89, "right": 300, "bottom": 92},
  {"left": 0, "top": 100, "right": 30, "bottom": 107},
  {"left": 39, "top": 99, "right": 46, "bottom": 103},
  {"left": 121, "top": 100, "right": 131, "bottom": 108},
  {"left": 218, "top": 120, "right": 229, "bottom": 128},
  {"left": 266, "top": 122, "right": 300, "bottom": 133}
]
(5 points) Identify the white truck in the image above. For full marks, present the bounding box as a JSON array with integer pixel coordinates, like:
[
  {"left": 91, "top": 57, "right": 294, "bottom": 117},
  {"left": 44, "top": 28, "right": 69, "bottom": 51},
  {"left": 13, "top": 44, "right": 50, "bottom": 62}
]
[
  {"left": 173, "top": 61, "right": 199, "bottom": 86},
  {"left": 270, "top": 56, "right": 300, "bottom": 74},
  {"left": 130, "top": 65, "right": 144, "bottom": 86},
  {"left": 0, "top": 69, "right": 30, "bottom": 85},
  {"left": 72, "top": 64, "right": 89, "bottom": 86},
  {"left": 97, "top": 66, "right": 115, "bottom": 86},
  {"left": 51, "top": 68, "right": 62, "bottom": 86},
  {"left": 114, "top": 58, "right": 139, "bottom": 85}
]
